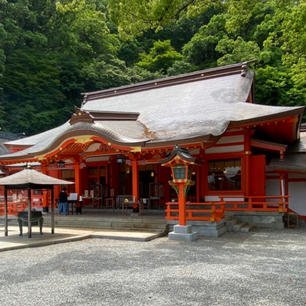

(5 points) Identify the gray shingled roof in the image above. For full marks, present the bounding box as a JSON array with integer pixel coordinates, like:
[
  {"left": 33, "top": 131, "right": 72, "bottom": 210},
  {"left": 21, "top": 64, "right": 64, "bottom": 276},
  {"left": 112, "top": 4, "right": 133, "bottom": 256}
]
[
  {"left": 267, "top": 154, "right": 306, "bottom": 173},
  {"left": 2, "top": 63, "right": 304, "bottom": 161},
  {"left": 5, "top": 122, "right": 70, "bottom": 147},
  {"left": 267, "top": 133, "right": 306, "bottom": 173}
]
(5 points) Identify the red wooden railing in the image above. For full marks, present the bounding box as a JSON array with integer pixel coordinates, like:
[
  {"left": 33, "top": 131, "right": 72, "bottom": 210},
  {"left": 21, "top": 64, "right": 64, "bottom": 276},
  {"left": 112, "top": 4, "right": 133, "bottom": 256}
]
[
  {"left": 166, "top": 201, "right": 226, "bottom": 222},
  {"left": 165, "top": 195, "right": 289, "bottom": 222},
  {"left": 219, "top": 195, "right": 289, "bottom": 212}
]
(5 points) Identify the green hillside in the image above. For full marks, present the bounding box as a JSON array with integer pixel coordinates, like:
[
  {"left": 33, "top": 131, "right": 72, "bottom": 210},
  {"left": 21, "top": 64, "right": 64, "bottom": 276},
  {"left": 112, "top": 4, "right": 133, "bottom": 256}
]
[{"left": 0, "top": 0, "right": 305, "bottom": 135}]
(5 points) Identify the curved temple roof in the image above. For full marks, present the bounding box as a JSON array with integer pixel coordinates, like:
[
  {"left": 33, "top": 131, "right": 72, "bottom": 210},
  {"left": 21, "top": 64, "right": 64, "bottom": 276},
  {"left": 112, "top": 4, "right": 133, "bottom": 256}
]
[{"left": 2, "top": 62, "right": 304, "bottom": 161}]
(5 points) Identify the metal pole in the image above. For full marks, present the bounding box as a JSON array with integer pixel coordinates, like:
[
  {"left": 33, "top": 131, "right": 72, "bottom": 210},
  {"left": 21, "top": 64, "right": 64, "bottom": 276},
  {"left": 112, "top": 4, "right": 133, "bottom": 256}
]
[
  {"left": 27, "top": 187, "right": 31, "bottom": 238},
  {"left": 4, "top": 186, "right": 8, "bottom": 236},
  {"left": 51, "top": 187, "right": 55, "bottom": 234}
]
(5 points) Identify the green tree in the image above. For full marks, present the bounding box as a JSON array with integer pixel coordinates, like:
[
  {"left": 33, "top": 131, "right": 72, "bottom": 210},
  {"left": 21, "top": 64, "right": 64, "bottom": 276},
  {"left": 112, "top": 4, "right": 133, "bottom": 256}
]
[
  {"left": 216, "top": 36, "right": 260, "bottom": 65},
  {"left": 108, "top": 0, "right": 220, "bottom": 38},
  {"left": 182, "top": 14, "right": 226, "bottom": 67},
  {"left": 137, "top": 40, "right": 183, "bottom": 73}
]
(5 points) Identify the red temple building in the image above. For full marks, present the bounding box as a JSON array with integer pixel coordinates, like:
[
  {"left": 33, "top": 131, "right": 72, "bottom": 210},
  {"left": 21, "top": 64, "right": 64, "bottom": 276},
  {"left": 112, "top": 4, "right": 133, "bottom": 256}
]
[{"left": 0, "top": 61, "right": 305, "bottom": 238}]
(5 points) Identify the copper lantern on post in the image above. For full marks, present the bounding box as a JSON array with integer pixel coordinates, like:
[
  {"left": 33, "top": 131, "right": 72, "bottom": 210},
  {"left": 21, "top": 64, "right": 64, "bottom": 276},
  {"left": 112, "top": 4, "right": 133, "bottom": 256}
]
[{"left": 161, "top": 145, "right": 201, "bottom": 226}]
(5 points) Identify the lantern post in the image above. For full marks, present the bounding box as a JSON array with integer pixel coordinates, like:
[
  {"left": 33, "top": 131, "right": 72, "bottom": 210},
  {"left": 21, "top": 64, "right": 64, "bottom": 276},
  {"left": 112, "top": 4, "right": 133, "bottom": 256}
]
[{"left": 161, "top": 145, "right": 201, "bottom": 241}]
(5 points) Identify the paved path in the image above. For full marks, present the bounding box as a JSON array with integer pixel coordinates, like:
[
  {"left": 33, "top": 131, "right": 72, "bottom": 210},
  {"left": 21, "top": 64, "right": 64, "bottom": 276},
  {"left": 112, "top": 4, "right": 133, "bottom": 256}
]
[
  {"left": 0, "top": 226, "right": 162, "bottom": 252},
  {"left": 0, "top": 227, "right": 305, "bottom": 306}
]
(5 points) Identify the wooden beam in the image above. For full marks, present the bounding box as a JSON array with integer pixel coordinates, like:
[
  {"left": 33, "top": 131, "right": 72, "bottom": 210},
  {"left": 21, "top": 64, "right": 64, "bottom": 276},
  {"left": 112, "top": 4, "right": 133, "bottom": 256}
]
[{"left": 250, "top": 139, "right": 287, "bottom": 153}]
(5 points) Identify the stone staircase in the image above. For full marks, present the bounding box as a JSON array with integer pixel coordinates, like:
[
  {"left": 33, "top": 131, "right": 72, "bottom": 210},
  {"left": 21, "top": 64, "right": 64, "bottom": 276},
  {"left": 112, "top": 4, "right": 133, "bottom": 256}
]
[
  {"left": 225, "top": 216, "right": 254, "bottom": 233},
  {"left": 43, "top": 214, "right": 168, "bottom": 234}
]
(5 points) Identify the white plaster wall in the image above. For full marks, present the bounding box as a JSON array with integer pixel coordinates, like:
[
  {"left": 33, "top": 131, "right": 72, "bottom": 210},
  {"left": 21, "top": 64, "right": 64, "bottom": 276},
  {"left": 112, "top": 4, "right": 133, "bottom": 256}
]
[
  {"left": 205, "top": 196, "right": 220, "bottom": 201},
  {"left": 288, "top": 181, "right": 306, "bottom": 216},
  {"left": 266, "top": 176, "right": 306, "bottom": 216},
  {"left": 266, "top": 179, "right": 280, "bottom": 202},
  {"left": 205, "top": 196, "right": 244, "bottom": 201}
]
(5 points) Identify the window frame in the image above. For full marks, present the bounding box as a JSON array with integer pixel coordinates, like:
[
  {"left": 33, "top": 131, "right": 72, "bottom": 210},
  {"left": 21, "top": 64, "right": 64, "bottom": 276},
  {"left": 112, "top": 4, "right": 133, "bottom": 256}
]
[{"left": 205, "top": 154, "right": 244, "bottom": 195}]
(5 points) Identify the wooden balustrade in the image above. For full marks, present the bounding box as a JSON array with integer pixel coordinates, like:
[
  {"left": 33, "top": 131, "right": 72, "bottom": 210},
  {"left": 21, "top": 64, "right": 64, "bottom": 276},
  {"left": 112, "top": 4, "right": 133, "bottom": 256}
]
[
  {"left": 218, "top": 195, "right": 289, "bottom": 212},
  {"left": 165, "top": 195, "right": 289, "bottom": 222},
  {"left": 166, "top": 201, "right": 225, "bottom": 222}
]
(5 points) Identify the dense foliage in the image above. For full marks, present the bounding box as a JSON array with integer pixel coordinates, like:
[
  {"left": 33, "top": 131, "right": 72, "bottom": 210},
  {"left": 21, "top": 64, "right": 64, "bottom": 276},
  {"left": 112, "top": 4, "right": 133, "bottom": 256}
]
[{"left": 0, "top": 0, "right": 305, "bottom": 135}]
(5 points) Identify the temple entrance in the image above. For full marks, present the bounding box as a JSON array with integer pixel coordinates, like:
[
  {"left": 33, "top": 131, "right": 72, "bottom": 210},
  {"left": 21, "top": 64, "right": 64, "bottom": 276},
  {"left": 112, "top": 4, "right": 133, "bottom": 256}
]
[{"left": 139, "top": 170, "right": 155, "bottom": 199}]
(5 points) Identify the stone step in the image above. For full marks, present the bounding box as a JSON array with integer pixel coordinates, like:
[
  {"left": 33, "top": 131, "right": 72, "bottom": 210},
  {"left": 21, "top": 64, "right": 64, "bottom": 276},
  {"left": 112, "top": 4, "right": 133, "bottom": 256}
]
[
  {"left": 225, "top": 216, "right": 254, "bottom": 233},
  {"left": 43, "top": 216, "right": 167, "bottom": 233},
  {"left": 225, "top": 217, "right": 238, "bottom": 232},
  {"left": 240, "top": 224, "right": 254, "bottom": 233},
  {"left": 232, "top": 222, "right": 247, "bottom": 232}
]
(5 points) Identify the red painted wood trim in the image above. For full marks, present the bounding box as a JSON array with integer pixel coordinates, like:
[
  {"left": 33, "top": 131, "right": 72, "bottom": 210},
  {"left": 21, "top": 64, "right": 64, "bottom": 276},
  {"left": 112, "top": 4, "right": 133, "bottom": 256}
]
[
  {"left": 250, "top": 139, "right": 287, "bottom": 152},
  {"left": 288, "top": 178, "right": 306, "bottom": 182}
]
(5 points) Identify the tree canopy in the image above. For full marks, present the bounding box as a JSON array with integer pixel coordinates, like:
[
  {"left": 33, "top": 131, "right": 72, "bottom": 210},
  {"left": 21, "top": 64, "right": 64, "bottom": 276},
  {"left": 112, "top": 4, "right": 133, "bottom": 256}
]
[{"left": 0, "top": 0, "right": 304, "bottom": 135}]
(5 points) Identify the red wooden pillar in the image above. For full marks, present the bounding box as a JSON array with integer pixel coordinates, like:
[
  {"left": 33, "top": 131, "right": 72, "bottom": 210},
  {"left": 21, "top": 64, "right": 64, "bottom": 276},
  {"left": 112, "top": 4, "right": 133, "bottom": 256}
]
[
  {"left": 201, "top": 159, "right": 207, "bottom": 201},
  {"left": 178, "top": 183, "right": 186, "bottom": 226},
  {"left": 41, "top": 163, "right": 48, "bottom": 209},
  {"left": 160, "top": 166, "right": 170, "bottom": 203},
  {"left": 244, "top": 130, "right": 252, "bottom": 196},
  {"left": 196, "top": 167, "right": 200, "bottom": 202},
  {"left": 131, "top": 160, "right": 139, "bottom": 202},
  {"left": 74, "top": 161, "right": 81, "bottom": 196}
]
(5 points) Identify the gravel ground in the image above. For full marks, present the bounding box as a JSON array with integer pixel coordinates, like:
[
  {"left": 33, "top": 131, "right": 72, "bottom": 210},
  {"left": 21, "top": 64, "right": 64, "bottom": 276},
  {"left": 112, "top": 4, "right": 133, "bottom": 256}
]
[{"left": 0, "top": 228, "right": 305, "bottom": 306}]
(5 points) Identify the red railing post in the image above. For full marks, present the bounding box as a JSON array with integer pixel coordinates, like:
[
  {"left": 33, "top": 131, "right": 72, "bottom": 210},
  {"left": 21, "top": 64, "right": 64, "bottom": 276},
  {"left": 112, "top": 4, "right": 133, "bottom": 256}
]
[
  {"left": 165, "top": 202, "right": 170, "bottom": 219},
  {"left": 210, "top": 203, "right": 216, "bottom": 222},
  {"left": 249, "top": 197, "right": 252, "bottom": 210},
  {"left": 221, "top": 202, "right": 225, "bottom": 220},
  {"left": 278, "top": 200, "right": 283, "bottom": 212}
]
